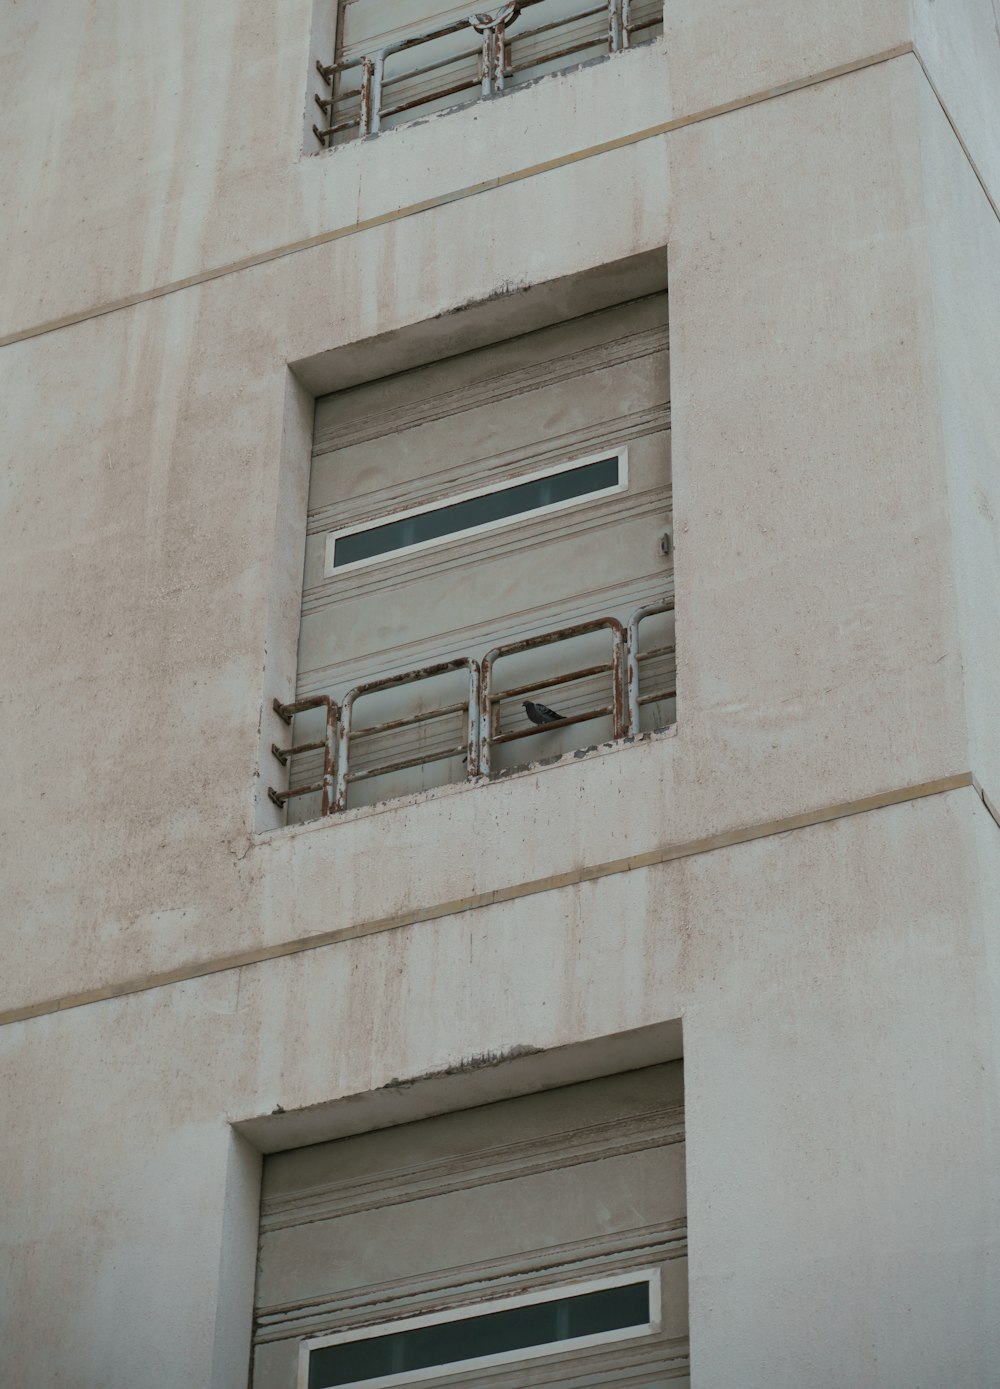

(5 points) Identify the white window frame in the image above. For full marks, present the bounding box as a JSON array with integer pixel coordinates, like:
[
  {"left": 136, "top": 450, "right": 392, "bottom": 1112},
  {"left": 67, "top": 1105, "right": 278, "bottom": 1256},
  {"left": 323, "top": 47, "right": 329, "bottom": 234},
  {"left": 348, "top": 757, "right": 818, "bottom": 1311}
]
[
  {"left": 323, "top": 448, "right": 629, "bottom": 577},
  {"left": 297, "top": 1266, "right": 661, "bottom": 1389}
]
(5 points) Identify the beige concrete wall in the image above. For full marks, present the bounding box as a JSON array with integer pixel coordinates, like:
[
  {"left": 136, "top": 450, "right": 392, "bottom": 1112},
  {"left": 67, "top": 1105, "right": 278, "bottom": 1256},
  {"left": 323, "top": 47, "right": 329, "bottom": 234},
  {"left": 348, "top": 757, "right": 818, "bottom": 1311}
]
[
  {"left": 663, "top": 0, "right": 908, "bottom": 113},
  {"left": 3, "top": 5, "right": 1000, "bottom": 1388}
]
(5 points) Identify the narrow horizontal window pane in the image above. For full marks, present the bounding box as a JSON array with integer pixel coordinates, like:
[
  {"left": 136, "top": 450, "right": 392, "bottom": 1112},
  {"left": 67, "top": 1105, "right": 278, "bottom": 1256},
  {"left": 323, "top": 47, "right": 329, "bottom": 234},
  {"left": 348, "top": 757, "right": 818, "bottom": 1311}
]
[
  {"left": 308, "top": 1280, "right": 649, "bottom": 1389},
  {"left": 333, "top": 457, "right": 620, "bottom": 569}
]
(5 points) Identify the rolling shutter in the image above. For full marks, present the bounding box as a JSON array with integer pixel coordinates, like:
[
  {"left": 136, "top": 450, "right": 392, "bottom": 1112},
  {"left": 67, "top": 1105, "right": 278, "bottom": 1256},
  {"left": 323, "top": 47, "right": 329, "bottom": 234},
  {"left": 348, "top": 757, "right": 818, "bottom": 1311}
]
[{"left": 252, "top": 1063, "right": 688, "bottom": 1388}]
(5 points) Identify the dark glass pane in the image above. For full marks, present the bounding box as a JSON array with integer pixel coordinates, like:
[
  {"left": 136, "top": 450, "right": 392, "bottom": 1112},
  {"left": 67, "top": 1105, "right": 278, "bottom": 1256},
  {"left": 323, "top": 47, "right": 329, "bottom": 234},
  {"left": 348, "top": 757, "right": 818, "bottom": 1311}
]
[
  {"left": 308, "top": 1280, "right": 650, "bottom": 1388},
  {"left": 334, "top": 457, "right": 620, "bottom": 568}
]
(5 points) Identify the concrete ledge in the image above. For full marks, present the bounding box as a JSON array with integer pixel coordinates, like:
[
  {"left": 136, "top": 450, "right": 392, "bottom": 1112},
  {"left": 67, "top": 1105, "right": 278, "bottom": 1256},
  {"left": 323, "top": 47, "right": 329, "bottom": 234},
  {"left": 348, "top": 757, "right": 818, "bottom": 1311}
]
[{"left": 0, "top": 770, "right": 974, "bottom": 1029}]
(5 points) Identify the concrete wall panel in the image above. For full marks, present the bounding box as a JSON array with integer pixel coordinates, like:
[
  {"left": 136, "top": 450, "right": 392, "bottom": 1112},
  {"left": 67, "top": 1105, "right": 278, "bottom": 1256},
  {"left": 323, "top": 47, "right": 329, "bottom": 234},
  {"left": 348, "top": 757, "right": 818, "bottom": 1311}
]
[{"left": 0, "top": 59, "right": 975, "bottom": 1013}]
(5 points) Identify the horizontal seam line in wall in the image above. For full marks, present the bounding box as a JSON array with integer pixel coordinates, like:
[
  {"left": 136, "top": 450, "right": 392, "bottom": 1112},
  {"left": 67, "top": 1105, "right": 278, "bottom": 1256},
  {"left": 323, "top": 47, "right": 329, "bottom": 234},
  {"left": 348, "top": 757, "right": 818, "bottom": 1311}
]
[
  {"left": 0, "top": 770, "right": 974, "bottom": 1028},
  {"left": 0, "top": 43, "right": 914, "bottom": 351}
]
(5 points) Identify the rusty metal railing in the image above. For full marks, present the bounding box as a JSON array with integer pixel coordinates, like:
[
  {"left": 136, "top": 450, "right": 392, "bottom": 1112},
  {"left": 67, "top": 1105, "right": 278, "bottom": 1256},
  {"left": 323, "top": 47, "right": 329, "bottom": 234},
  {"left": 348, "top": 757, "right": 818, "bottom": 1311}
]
[
  {"left": 268, "top": 694, "right": 339, "bottom": 815},
  {"left": 313, "top": 0, "right": 659, "bottom": 146},
  {"left": 268, "top": 601, "right": 675, "bottom": 817},
  {"left": 479, "top": 617, "right": 627, "bottom": 777},
  {"left": 627, "top": 598, "right": 676, "bottom": 732},
  {"left": 333, "top": 658, "right": 482, "bottom": 812}
]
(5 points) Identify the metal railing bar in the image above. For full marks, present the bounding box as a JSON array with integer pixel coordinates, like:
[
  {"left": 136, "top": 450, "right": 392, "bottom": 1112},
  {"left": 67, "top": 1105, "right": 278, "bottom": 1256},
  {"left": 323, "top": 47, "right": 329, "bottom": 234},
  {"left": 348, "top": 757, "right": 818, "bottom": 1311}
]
[
  {"left": 481, "top": 615, "right": 626, "bottom": 773},
  {"left": 510, "top": 33, "right": 603, "bottom": 70},
  {"left": 314, "top": 1, "right": 644, "bottom": 147},
  {"left": 316, "top": 0, "right": 586, "bottom": 109},
  {"left": 636, "top": 643, "right": 676, "bottom": 663},
  {"left": 335, "top": 658, "right": 480, "bottom": 811},
  {"left": 268, "top": 779, "right": 326, "bottom": 807},
  {"left": 272, "top": 693, "right": 330, "bottom": 724},
  {"left": 328, "top": 84, "right": 362, "bottom": 102},
  {"left": 626, "top": 598, "right": 674, "bottom": 732},
  {"left": 386, "top": 15, "right": 485, "bottom": 57},
  {"left": 275, "top": 597, "right": 674, "bottom": 815},
  {"left": 320, "top": 11, "right": 488, "bottom": 78},
  {"left": 380, "top": 76, "right": 481, "bottom": 120},
  {"left": 625, "top": 15, "right": 662, "bottom": 35},
  {"left": 485, "top": 615, "right": 624, "bottom": 659},
  {"left": 491, "top": 661, "right": 613, "bottom": 705},
  {"left": 353, "top": 657, "right": 473, "bottom": 694},
  {"left": 374, "top": 11, "right": 608, "bottom": 97},
  {"left": 313, "top": 115, "right": 361, "bottom": 140},
  {"left": 271, "top": 738, "right": 326, "bottom": 767},
  {"left": 347, "top": 742, "right": 469, "bottom": 783},
  {"left": 269, "top": 694, "right": 338, "bottom": 815},
  {"left": 378, "top": 45, "right": 479, "bottom": 89},
  {"left": 492, "top": 704, "right": 613, "bottom": 745},
  {"left": 507, "top": 5, "right": 607, "bottom": 46},
  {"left": 352, "top": 699, "right": 469, "bottom": 738},
  {"left": 320, "top": 19, "right": 613, "bottom": 145},
  {"left": 637, "top": 687, "right": 676, "bottom": 708}
]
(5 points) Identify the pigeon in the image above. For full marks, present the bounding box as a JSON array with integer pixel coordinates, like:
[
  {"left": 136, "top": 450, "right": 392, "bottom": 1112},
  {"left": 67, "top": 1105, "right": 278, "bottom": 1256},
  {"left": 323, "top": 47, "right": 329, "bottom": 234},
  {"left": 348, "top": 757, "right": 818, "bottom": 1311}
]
[{"left": 523, "top": 699, "right": 565, "bottom": 726}]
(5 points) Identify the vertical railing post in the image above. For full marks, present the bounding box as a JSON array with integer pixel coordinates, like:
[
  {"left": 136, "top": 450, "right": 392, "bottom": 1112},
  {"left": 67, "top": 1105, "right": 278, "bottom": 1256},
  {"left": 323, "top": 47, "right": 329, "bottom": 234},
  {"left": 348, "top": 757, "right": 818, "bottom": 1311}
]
[
  {"left": 466, "top": 661, "right": 483, "bottom": 777},
  {"left": 494, "top": 21, "right": 507, "bottom": 91},
  {"left": 626, "top": 600, "right": 675, "bottom": 736},
  {"left": 626, "top": 608, "right": 642, "bottom": 734},
  {"left": 472, "top": 4, "right": 520, "bottom": 97},
  {"left": 621, "top": 0, "right": 631, "bottom": 49},
  {"left": 609, "top": 0, "right": 622, "bottom": 52},
  {"left": 359, "top": 56, "right": 374, "bottom": 135},
  {"left": 611, "top": 621, "right": 628, "bottom": 739},
  {"left": 479, "top": 26, "right": 495, "bottom": 96},
  {"left": 479, "top": 651, "right": 496, "bottom": 778},
  {"left": 369, "top": 53, "right": 385, "bottom": 132},
  {"left": 321, "top": 697, "right": 338, "bottom": 816},
  {"left": 334, "top": 693, "right": 354, "bottom": 812}
]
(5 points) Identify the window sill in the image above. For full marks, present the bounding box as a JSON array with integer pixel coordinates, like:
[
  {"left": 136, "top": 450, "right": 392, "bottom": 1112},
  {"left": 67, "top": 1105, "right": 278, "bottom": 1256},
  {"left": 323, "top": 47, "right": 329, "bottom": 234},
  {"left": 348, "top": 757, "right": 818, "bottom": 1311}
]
[{"left": 255, "top": 722, "right": 677, "bottom": 842}]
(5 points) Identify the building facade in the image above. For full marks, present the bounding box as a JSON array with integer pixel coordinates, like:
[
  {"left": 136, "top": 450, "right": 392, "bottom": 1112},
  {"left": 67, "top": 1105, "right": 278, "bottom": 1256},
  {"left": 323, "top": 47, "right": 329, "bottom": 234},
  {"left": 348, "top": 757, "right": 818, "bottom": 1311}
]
[{"left": 2, "top": 2, "right": 1000, "bottom": 1386}]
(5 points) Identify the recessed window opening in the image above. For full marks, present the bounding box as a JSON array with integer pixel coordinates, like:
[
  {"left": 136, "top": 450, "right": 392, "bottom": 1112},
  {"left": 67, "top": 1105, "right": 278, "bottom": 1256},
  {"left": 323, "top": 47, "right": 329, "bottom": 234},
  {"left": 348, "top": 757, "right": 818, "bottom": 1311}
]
[
  {"left": 311, "top": 0, "right": 665, "bottom": 149},
  {"left": 301, "top": 1270, "right": 660, "bottom": 1389},
  {"left": 325, "top": 452, "right": 625, "bottom": 574},
  {"left": 251, "top": 1059, "right": 687, "bottom": 1386},
  {"left": 272, "top": 288, "right": 673, "bottom": 822}
]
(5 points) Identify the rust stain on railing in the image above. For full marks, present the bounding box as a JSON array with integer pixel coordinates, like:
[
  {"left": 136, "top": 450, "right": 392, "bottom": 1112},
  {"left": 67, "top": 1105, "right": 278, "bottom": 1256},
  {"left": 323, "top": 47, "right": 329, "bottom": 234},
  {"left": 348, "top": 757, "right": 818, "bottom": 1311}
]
[
  {"left": 481, "top": 615, "right": 626, "bottom": 776},
  {"left": 268, "top": 694, "right": 339, "bottom": 816},
  {"left": 333, "top": 657, "right": 481, "bottom": 812},
  {"left": 626, "top": 598, "right": 674, "bottom": 733},
  {"left": 312, "top": 0, "right": 649, "bottom": 147},
  {"left": 268, "top": 601, "right": 674, "bottom": 819}
]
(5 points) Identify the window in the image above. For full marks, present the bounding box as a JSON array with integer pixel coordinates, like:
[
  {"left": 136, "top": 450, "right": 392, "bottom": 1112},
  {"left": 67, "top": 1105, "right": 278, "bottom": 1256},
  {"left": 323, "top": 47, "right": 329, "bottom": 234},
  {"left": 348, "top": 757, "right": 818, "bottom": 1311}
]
[
  {"left": 312, "top": 0, "right": 664, "bottom": 147},
  {"left": 325, "top": 453, "right": 625, "bottom": 573},
  {"left": 250, "top": 1063, "right": 689, "bottom": 1389},
  {"left": 270, "top": 290, "right": 674, "bottom": 820},
  {"left": 302, "top": 1271, "right": 659, "bottom": 1388}
]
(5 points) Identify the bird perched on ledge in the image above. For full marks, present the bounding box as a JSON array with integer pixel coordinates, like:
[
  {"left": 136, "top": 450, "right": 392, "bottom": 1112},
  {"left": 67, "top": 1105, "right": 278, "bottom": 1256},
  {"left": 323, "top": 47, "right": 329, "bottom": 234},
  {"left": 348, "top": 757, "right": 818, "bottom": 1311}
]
[{"left": 523, "top": 699, "right": 565, "bottom": 726}]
